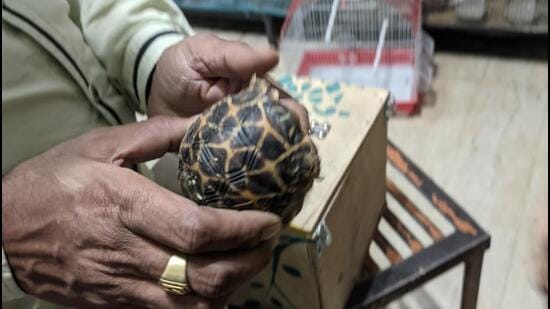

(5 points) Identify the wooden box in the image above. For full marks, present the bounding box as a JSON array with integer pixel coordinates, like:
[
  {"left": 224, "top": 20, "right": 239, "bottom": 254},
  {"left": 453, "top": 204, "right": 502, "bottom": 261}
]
[{"left": 226, "top": 75, "right": 389, "bottom": 309}]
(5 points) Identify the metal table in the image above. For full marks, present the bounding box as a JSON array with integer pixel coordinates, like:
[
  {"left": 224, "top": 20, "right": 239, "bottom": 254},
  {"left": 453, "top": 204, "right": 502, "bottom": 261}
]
[{"left": 346, "top": 141, "right": 491, "bottom": 309}]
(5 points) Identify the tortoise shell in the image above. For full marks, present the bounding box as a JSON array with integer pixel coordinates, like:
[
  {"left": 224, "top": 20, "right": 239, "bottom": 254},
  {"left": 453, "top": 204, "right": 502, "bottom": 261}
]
[{"left": 178, "top": 76, "right": 320, "bottom": 223}]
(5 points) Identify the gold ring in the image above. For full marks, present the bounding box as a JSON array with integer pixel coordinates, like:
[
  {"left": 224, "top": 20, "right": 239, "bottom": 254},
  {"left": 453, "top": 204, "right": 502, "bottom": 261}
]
[{"left": 159, "top": 255, "right": 192, "bottom": 295}]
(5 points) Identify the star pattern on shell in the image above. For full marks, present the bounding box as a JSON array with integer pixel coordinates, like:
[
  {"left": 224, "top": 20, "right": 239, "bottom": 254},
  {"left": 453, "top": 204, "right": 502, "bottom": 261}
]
[{"left": 178, "top": 76, "right": 321, "bottom": 223}]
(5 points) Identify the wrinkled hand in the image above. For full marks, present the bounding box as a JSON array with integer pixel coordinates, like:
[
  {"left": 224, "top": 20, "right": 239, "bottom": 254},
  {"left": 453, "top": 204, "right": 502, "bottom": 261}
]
[
  {"left": 2, "top": 117, "right": 281, "bottom": 308},
  {"left": 148, "top": 33, "right": 279, "bottom": 117}
]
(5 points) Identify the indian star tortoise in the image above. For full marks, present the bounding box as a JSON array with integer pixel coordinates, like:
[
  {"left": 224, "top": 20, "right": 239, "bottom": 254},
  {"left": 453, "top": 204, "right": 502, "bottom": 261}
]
[{"left": 178, "top": 75, "right": 321, "bottom": 223}]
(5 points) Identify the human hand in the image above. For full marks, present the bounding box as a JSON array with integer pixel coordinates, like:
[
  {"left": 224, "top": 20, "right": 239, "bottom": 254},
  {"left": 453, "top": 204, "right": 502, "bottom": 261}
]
[
  {"left": 148, "top": 33, "right": 279, "bottom": 117},
  {"left": 2, "top": 116, "right": 281, "bottom": 308}
]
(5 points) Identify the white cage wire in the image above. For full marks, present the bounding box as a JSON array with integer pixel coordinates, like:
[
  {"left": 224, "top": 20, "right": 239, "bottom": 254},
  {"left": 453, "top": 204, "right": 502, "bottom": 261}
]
[{"left": 279, "top": 0, "right": 434, "bottom": 115}]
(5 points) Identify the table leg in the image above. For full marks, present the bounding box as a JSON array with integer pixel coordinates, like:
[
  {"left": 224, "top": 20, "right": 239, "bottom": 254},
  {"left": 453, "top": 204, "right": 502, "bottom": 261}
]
[{"left": 460, "top": 251, "right": 485, "bottom": 309}]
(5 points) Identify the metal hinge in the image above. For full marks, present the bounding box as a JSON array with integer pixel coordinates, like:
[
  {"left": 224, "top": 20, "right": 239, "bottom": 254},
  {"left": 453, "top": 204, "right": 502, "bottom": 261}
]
[
  {"left": 385, "top": 96, "right": 397, "bottom": 119},
  {"left": 313, "top": 220, "right": 332, "bottom": 256}
]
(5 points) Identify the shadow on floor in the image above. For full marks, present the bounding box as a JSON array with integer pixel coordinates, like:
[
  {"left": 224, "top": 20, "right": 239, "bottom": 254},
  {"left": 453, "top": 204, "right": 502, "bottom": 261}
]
[
  {"left": 425, "top": 28, "right": 548, "bottom": 61},
  {"left": 186, "top": 14, "right": 274, "bottom": 34}
]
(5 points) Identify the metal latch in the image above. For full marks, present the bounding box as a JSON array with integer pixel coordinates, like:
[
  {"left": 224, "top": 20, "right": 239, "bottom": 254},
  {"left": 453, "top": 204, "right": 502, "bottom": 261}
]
[
  {"left": 385, "top": 96, "right": 397, "bottom": 119},
  {"left": 313, "top": 220, "right": 332, "bottom": 256},
  {"left": 309, "top": 120, "right": 331, "bottom": 139}
]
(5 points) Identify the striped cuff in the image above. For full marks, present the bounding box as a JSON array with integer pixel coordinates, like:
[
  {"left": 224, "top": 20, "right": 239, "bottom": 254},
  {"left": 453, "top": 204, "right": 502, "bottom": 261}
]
[
  {"left": 2, "top": 247, "right": 25, "bottom": 302},
  {"left": 123, "top": 24, "right": 189, "bottom": 114}
]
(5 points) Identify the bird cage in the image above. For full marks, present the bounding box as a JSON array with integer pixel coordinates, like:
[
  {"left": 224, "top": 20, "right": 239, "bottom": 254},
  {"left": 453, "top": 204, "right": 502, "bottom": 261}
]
[{"left": 278, "top": 0, "right": 434, "bottom": 115}]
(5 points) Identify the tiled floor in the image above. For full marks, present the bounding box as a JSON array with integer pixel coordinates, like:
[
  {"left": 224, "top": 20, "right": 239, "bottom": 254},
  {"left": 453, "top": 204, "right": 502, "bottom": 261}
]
[
  {"left": 386, "top": 54, "right": 548, "bottom": 309},
  {"left": 190, "top": 26, "right": 548, "bottom": 308}
]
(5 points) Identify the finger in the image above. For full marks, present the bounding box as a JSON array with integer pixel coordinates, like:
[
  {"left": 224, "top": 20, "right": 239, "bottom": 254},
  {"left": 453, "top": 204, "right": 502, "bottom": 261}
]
[
  {"left": 279, "top": 98, "right": 311, "bottom": 132},
  {"left": 128, "top": 280, "right": 226, "bottom": 309},
  {"left": 186, "top": 240, "right": 274, "bottom": 299},
  {"left": 107, "top": 238, "right": 226, "bottom": 308},
  {"left": 114, "top": 172, "right": 282, "bottom": 254},
  {"left": 227, "top": 79, "right": 243, "bottom": 94},
  {"left": 82, "top": 116, "right": 197, "bottom": 166},
  {"left": 202, "top": 78, "right": 230, "bottom": 104},
  {"left": 129, "top": 237, "right": 273, "bottom": 300},
  {"left": 186, "top": 33, "right": 279, "bottom": 80}
]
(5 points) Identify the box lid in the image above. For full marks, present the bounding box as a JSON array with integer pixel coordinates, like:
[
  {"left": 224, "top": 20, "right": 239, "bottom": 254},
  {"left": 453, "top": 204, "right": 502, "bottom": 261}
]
[{"left": 272, "top": 74, "right": 389, "bottom": 234}]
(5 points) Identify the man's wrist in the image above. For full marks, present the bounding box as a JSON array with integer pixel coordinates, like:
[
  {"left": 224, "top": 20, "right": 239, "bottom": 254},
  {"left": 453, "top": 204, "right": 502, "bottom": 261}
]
[
  {"left": 123, "top": 24, "right": 187, "bottom": 114},
  {"left": 2, "top": 246, "right": 26, "bottom": 301},
  {"left": 2, "top": 171, "right": 27, "bottom": 302}
]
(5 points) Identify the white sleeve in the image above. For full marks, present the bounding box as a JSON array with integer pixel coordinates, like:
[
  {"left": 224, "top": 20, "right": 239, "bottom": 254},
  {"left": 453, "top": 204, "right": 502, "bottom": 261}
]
[{"left": 69, "top": 0, "right": 195, "bottom": 113}]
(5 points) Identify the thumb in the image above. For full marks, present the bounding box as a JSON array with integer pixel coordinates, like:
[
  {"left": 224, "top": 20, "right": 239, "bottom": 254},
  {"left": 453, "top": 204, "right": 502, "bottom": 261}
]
[
  {"left": 189, "top": 34, "right": 279, "bottom": 79},
  {"left": 104, "top": 115, "right": 197, "bottom": 166}
]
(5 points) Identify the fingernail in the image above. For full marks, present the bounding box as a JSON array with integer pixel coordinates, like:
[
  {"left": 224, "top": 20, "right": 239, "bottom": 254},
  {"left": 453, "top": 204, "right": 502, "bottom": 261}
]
[{"left": 261, "top": 222, "right": 282, "bottom": 241}]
